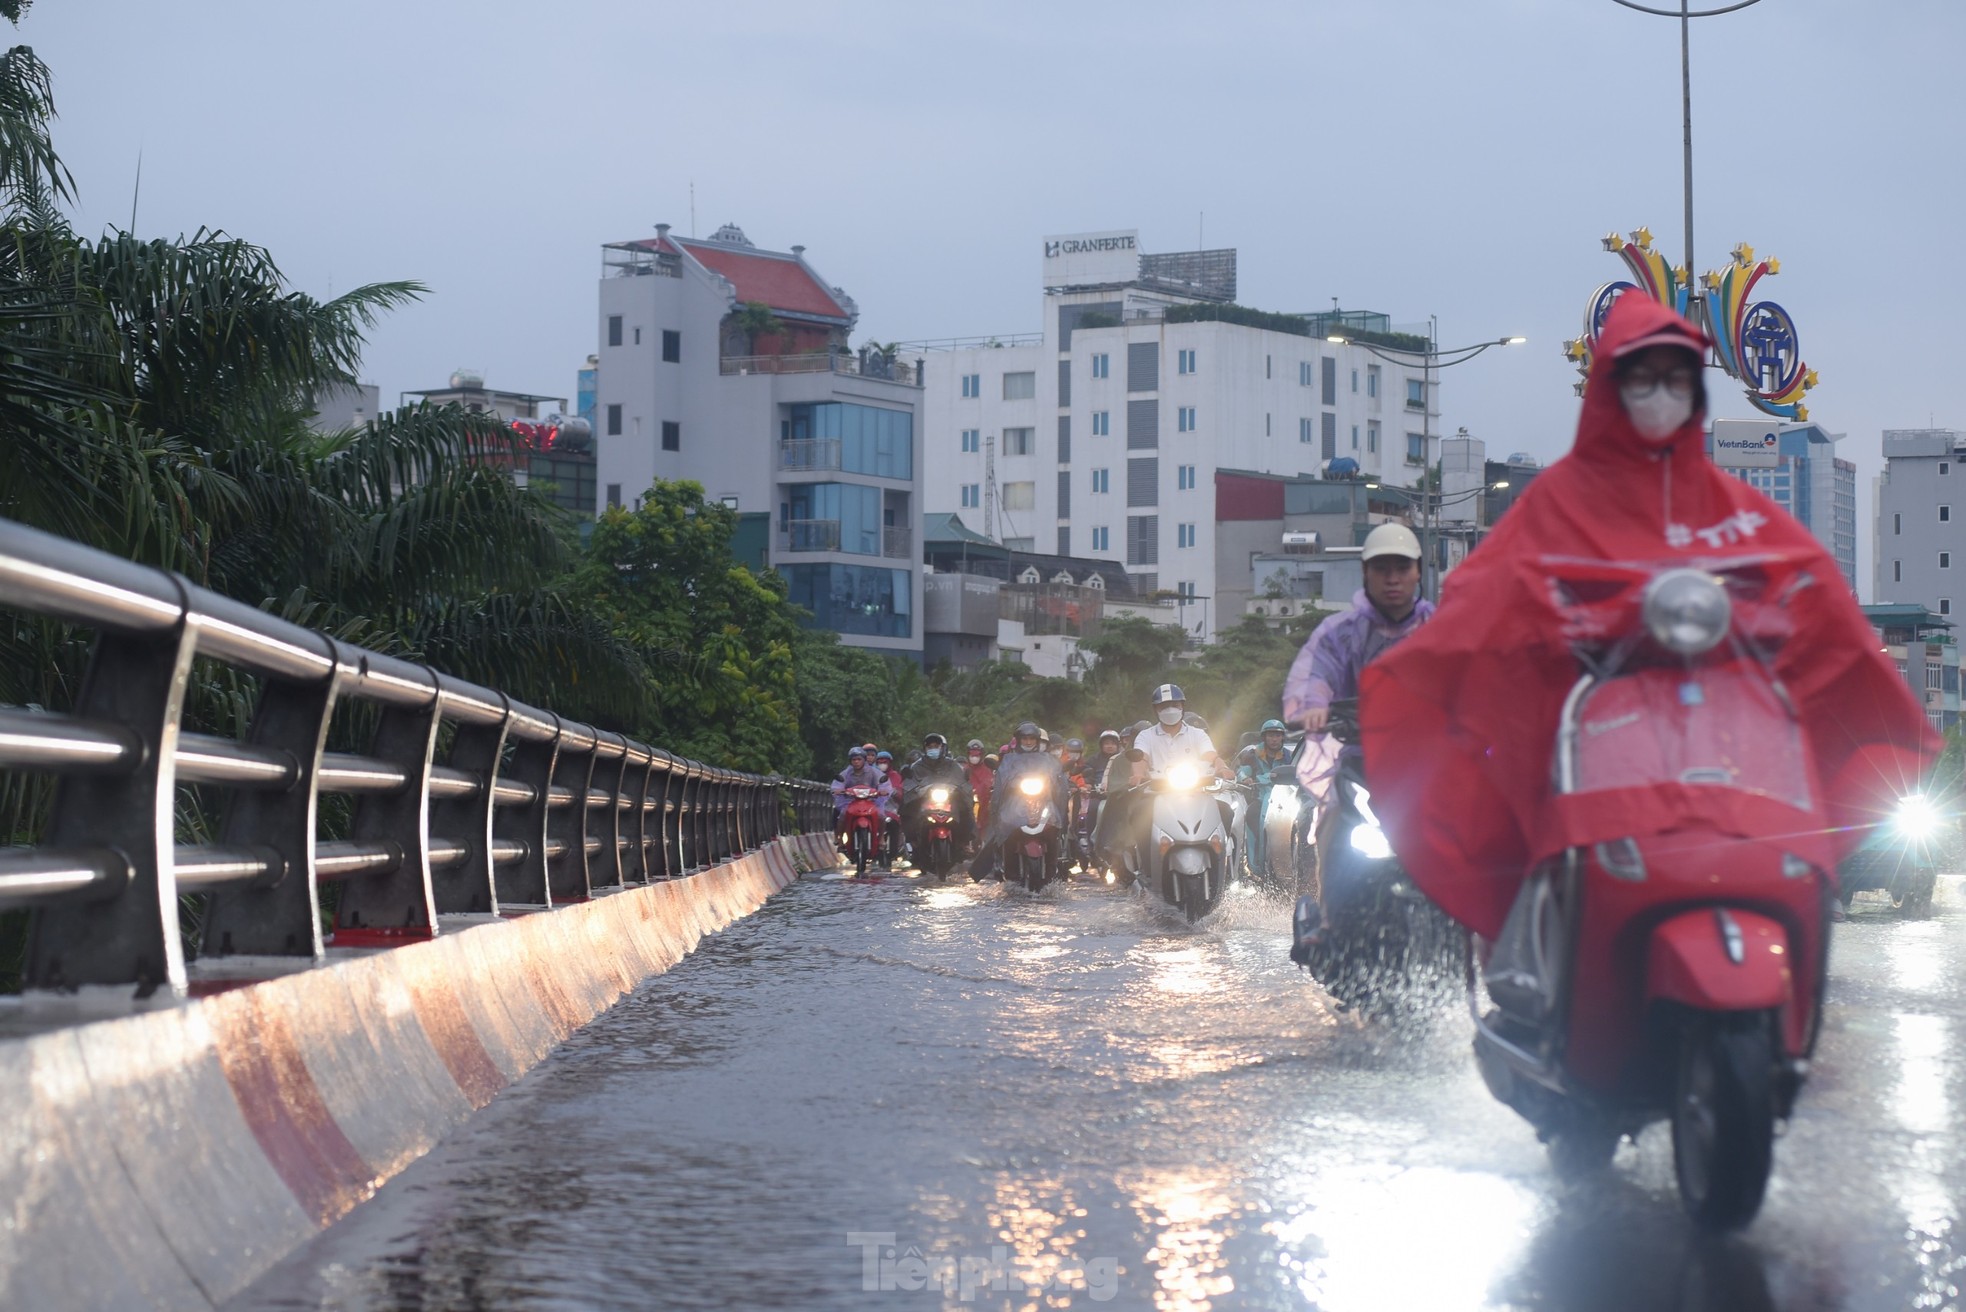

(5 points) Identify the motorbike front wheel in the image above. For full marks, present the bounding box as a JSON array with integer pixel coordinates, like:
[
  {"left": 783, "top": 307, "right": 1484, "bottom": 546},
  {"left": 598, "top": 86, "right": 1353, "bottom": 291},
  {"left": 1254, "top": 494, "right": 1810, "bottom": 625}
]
[
  {"left": 1672, "top": 1012, "right": 1777, "bottom": 1230},
  {"left": 852, "top": 829, "right": 870, "bottom": 878}
]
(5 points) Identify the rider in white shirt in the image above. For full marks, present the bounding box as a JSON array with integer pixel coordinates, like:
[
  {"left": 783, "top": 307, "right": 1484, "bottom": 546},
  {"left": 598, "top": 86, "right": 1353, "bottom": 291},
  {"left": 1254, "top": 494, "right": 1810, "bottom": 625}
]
[{"left": 1097, "top": 683, "right": 1219, "bottom": 867}]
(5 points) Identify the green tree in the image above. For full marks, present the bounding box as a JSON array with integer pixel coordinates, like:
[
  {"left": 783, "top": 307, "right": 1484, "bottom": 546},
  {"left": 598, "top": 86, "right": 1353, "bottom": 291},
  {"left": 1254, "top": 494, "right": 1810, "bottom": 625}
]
[{"left": 576, "top": 482, "right": 804, "bottom": 774}]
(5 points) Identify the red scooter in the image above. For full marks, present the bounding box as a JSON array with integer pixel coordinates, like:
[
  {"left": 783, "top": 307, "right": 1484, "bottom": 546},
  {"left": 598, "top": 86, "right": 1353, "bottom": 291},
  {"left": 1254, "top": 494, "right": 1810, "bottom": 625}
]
[
  {"left": 840, "top": 786, "right": 885, "bottom": 877},
  {"left": 1470, "top": 554, "right": 1833, "bottom": 1229}
]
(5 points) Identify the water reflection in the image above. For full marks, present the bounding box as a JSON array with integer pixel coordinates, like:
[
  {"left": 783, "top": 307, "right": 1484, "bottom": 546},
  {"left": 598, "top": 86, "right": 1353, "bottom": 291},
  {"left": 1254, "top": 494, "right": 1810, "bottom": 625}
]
[{"left": 1125, "top": 1169, "right": 1237, "bottom": 1311}]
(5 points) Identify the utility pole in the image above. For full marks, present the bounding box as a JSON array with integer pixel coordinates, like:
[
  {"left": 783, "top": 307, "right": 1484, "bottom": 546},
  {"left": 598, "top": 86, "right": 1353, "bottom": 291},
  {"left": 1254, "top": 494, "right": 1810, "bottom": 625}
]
[{"left": 984, "top": 431, "right": 997, "bottom": 541}]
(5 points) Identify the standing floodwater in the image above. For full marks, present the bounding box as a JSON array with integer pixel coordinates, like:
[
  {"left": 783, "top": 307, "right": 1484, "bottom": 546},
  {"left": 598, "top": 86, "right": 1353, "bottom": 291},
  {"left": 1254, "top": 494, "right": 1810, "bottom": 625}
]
[{"left": 232, "top": 874, "right": 1966, "bottom": 1311}]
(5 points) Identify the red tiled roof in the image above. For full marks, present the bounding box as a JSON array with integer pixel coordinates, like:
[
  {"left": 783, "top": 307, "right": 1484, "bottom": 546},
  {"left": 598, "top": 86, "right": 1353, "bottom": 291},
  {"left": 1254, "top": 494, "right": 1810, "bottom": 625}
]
[{"left": 652, "top": 236, "right": 850, "bottom": 321}]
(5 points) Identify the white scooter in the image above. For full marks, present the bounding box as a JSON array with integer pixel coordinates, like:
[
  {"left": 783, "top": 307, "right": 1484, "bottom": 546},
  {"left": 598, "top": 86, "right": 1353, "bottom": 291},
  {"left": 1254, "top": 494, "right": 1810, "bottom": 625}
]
[{"left": 1138, "top": 762, "right": 1234, "bottom": 922}]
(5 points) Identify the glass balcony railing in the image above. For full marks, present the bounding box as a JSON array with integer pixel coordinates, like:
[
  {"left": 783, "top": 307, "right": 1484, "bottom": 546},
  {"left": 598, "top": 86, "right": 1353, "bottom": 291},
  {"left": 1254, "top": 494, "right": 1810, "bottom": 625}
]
[
  {"left": 779, "top": 438, "right": 842, "bottom": 471},
  {"left": 777, "top": 519, "right": 841, "bottom": 553}
]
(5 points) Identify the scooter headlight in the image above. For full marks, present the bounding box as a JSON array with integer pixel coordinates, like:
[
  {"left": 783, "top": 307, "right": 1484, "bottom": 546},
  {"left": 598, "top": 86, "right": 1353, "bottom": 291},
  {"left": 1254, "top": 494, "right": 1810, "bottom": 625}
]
[
  {"left": 1642, "top": 568, "right": 1731, "bottom": 655},
  {"left": 1018, "top": 776, "right": 1046, "bottom": 798},
  {"left": 1347, "top": 782, "right": 1394, "bottom": 859},
  {"left": 1166, "top": 763, "right": 1200, "bottom": 792},
  {"left": 1895, "top": 792, "right": 1942, "bottom": 842},
  {"left": 928, "top": 787, "right": 952, "bottom": 806}
]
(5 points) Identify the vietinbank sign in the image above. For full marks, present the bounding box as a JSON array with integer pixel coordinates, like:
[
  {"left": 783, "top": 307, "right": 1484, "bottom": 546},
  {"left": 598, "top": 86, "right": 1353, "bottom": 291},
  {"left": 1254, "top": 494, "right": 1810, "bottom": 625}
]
[
  {"left": 1043, "top": 229, "right": 1139, "bottom": 287},
  {"left": 1710, "top": 418, "right": 1781, "bottom": 469}
]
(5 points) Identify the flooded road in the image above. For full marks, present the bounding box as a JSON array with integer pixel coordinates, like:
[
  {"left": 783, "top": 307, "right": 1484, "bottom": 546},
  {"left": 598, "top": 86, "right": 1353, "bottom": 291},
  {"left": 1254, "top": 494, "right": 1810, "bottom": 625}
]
[{"left": 231, "top": 872, "right": 1966, "bottom": 1311}]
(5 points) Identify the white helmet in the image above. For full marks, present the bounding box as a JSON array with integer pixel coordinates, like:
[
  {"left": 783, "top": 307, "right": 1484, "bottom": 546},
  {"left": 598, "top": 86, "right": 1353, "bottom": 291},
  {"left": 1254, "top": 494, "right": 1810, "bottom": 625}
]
[{"left": 1362, "top": 523, "right": 1423, "bottom": 561}]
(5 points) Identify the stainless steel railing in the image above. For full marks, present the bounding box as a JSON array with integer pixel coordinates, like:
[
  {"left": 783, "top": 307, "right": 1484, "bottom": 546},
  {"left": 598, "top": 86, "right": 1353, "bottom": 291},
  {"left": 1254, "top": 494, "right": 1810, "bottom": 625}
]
[{"left": 0, "top": 517, "right": 836, "bottom": 998}]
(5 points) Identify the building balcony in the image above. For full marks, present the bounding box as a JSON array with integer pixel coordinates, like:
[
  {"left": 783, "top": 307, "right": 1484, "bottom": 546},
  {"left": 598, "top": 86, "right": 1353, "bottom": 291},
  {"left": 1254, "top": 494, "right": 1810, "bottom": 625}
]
[
  {"left": 777, "top": 519, "right": 841, "bottom": 553},
  {"left": 779, "top": 438, "right": 842, "bottom": 471},
  {"left": 882, "top": 526, "right": 913, "bottom": 560},
  {"left": 721, "top": 350, "right": 920, "bottom": 387}
]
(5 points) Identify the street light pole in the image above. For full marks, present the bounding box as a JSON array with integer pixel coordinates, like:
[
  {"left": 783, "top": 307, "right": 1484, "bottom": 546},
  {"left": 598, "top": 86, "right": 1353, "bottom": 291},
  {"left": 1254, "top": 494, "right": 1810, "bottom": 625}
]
[{"left": 1609, "top": 0, "right": 1765, "bottom": 303}]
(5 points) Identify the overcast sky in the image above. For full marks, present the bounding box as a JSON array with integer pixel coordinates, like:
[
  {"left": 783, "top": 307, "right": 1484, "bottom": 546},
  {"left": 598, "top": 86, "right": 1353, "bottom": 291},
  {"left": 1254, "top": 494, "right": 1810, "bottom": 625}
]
[{"left": 20, "top": 0, "right": 1962, "bottom": 596}]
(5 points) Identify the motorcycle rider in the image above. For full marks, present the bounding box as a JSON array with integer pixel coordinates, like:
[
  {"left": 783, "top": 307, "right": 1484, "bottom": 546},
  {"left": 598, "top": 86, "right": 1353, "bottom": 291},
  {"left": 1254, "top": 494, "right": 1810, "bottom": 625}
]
[
  {"left": 964, "top": 739, "right": 994, "bottom": 839},
  {"left": 975, "top": 721, "right": 1072, "bottom": 879},
  {"left": 874, "top": 749, "right": 905, "bottom": 861},
  {"left": 901, "top": 732, "right": 975, "bottom": 852},
  {"left": 1095, "top": 685, "right": 1219, "bottom": 872},
  {"left": 1237, "top": 719, "right": 1295, "bottom": 874},
  {"left": 830, "top": 747, "right": 892, "bottom": 842},
  {"left": 1358, "top": 293, "right": 1937, "bottom": 944}
]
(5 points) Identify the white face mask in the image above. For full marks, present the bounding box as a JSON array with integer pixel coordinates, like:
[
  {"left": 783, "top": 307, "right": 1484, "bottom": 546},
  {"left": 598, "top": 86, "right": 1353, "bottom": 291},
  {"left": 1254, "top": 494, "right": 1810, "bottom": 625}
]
[
  {"left": 925, "top": 747, "right": 942, "bottom": 759},
  {"left": 1157, "top": 706, "right": 1185, "bottom": 727},
  {"left": 1620, "top": 386, "right": 1694, "bottom": 443}
]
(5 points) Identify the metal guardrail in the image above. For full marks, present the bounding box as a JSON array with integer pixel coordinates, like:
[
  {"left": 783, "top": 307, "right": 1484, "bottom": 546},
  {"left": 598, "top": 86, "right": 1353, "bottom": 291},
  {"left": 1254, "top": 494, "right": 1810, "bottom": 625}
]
[{"left": 0, "top": 517, "right": 836, "bottom": 998}]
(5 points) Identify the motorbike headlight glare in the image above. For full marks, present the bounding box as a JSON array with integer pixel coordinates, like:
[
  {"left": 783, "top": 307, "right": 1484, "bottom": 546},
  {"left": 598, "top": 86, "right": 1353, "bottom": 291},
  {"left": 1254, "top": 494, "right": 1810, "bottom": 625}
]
[
  {"left": 1349, "top": 781, "right": 1380, "bottom": 828},
  {"left": 1895, "top": 792, "right": 1941, "bottom": 841},
  {"left": 1349, "top": 823, "right": 1394, "bottom": 860},
  {"left": 1642, "top": 568, "right": 1731, "bottom": 655},
  {"left": 1018, "top": 776, "right": 1045, "bottom": 798},
  {"left": 929, "top": 787, "right": 951, "bottom": 805},
  {"left": 1167, "top": 763, "right": 1200, "bottom": 792}
]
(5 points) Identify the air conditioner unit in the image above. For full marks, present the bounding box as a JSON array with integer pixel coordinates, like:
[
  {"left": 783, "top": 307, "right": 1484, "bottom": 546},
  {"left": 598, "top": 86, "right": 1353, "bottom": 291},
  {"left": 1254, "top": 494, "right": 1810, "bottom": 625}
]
[{"left": 1281, "top": 532, "right": 1320, "bottom": 547}]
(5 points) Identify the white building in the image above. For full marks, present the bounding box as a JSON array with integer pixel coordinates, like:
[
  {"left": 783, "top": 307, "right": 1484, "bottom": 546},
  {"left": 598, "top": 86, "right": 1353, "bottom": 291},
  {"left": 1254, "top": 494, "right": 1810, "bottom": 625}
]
[
  {"left": 910, "top": 229, "right": 1437, "bottom": 642},
  {"left": 1876, "top": 428, "right": 1966, "bottom": 615},
  {"left": 592, "top": 224, "right": 924, "bottom": 657}
]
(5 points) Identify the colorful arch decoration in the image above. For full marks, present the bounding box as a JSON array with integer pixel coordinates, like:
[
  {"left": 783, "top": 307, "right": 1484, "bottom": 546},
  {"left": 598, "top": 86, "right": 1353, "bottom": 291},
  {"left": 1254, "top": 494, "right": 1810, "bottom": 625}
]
[{"left": 1565, "top": 228, "right": 1817, "bottom": 421}]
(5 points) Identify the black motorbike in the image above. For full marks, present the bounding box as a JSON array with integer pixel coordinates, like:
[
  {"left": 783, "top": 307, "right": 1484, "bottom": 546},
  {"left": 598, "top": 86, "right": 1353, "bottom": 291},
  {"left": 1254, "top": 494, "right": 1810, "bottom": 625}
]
[
  {"left": 1000, "top": 769, "right": 1066, "bottom": 893},
  {"left": 1289, "top": 699, "right": 1465, "bottom": 1009}
]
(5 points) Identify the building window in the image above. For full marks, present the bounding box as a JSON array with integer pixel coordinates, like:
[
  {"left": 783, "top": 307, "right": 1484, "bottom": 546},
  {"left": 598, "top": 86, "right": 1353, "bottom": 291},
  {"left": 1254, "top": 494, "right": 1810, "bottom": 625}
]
[
  {"left": 1177, "top": 523, "right": 1196, "bottom": 548},
  {"left": 961, "top": 373, "right": 980, "bottom": 398},
  {"left": 1058, "top": 416, "right": 1071, "bottom": 464},
  {"left": 1929, "top": 662, "right": 1946, "bottom": 691},
  {"left": 632, "top": 326, "right": 642, "bottom": 346},
  {"left": 1266, "top": 355, "right": 1272, "bottom": 380},
  {"left": 782, "top": 564, "right": 912, "bottom": 639},
  {"left": 1092, "top": 468, "right": 1110, "bottom": 493},
  {"left": 606, "top": 483, "right": 622, "bottom": 510},
  {"left": 785, "top": 401, "right": 913, "bottom": 479},
  {"left": 1128, "top": 341, "right": 1160, "bottom": 392},
  {"left": 961, "top": 429, "right": 980, "bottom": 453},
  {"left": 1351, "top": 425, "right": 1360, "bottom": 451},
  {"left": 1128, "top": 457, "right": 1159, "bottom": 507},
  {"left": 607, "top": 315, "right": 622, "bottom": 347},
  {"left": 1368, "top": 421, "right": 1380, "bottom": 454},
  {"left": 1057, "top": 470, "right": 1071, "bottom": 520},
  {"left": 1351, "top": 368, "right": 1359, "bottom": 394},
  {"left": 606, "top": 404, "right": 622, "bottom": 436},
  {"left": 1091, "top": 353, "right": 1109, "bottom": 379},
  {"left": 1003, "top": 371, "right": 1036, "bottom": 400},
  {"left": 961, "top": 484, "right": 979, "bottom": 508},
  {"left": 1367, "top": 365, "right": 1381, "bottom": 399},
  {"left": 1057, "top": 527, "right": 1071, "bottom": 556},
  {"left": 1266, "top": 413, "right": 1272, "bottom": 437},
  {"left": 1177, "top": 406, "right": 1196, "bottom": 433},
  {"left": 1322, "top": 412, "right": 1337, "bottom": 460},
  {"left": 1003, "top": 481, "right": 1036, "bottom": 512},
  {"left": 1943, "top": 552, "right": 1953, "bottom": 570},
  {"left": 1127, "top": 515, "right": 1159, "bottom": 566},
  {"left": 1058, "top": 359, "right": 1071, "bottom": 408},
  {"left": 1406, "top": 432, "right": 1426, "bottom": 464},
  {"left": 662, "top": 330, "right": 680, "bottom": 363},
  {"left": 1944, "top": 506, "right": 1953, "bottom": 523},
  {"left": 1944, "top": 599, "right": 1954, "bottom": 616},
  {"left": 1003, "top": 427, "right": 1035, "bottom": 456},
  {"left": 1178, "top": 348, "right": 1197, "bottom": 375},
  {"left": 1177, "top": 464, "right": 1196, "bottom": 491},
  {"left": 1092, "top": 525, "right": 1110, "bottom": 552},
  {"left": 1407, "top": 378, "right": 1427, "bottom": 410},
  {"left": 1092, "top": 410, "right": 1110, "bottom": 437},
  {"left": 1896, "top": 512, "right": 1903, "bottom": 535},
  {"left": 1177, "top": 580, "right": 1197, "bottom": 600},
  {"left": 1322, "top": 357, "right": 1337, "bottom": 406},
  {"left": 1895, "top": 560, "right": 1903, "bottom": 583},
  {"left": 1299, "top": 361, "right": 1312, "bottom": 387},
  {"left": 662, "top": 420, "right": 680, "bottom": 451}
]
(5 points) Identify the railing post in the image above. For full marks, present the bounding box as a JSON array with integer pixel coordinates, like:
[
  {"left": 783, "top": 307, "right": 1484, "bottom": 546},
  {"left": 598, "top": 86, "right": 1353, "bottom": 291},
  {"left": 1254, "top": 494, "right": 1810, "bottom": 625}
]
[
  {"left": 653, "top": 749, "right": 679, "bottom": 879},
  {"left": 428, "top": 692, "right": 512, "bottom": 915},
  {"left": 590, "top": 731, "right": 628, "bottom": 891},
  {"left": 545, "top": 723, "right": 596, "bottom": 903},
  {"left": 621, "top": 744, "right": 654, "bottom": 885},
  {"left": 24, "top": 608, "right": 200, "bottom": 996},
  {"left": 493, "top": 712, "right": 559, "bottom": 907},
  {"left": 201, "top": 646, "right": 343, "bottom": 961},
  {"left": 683, "top": 762, "right": 704, "bottom": 871},
  {"left": 332, "top": 663, "right": 442, "bottom": 945}
]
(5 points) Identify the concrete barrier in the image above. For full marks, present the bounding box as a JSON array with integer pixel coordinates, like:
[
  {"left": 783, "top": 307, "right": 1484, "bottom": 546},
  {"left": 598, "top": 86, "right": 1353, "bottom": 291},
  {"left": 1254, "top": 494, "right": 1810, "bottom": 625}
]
[{"left": 0, "top": 833, "right": 828, "bottom": 1310}]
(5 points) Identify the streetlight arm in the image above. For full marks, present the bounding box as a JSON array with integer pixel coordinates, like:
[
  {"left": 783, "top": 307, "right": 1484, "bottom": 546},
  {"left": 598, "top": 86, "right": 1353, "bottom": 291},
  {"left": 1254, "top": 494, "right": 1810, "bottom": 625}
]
[{"left": 1608, "top": 0, "right": 1761, "bottom": 15}]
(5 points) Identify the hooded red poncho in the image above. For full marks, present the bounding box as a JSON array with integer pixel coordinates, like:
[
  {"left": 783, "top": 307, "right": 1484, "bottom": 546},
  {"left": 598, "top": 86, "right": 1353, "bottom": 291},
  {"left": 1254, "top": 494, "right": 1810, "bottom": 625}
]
[{"left": 1359, "top": 295, "right": 1936, "bottom": 939}]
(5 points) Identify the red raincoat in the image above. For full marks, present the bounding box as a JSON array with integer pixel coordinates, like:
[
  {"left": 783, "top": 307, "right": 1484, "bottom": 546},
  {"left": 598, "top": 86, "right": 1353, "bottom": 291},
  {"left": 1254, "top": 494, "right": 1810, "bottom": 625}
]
[{"left": 1359, "top": 295, "right": 1937, "bottom": 939}]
